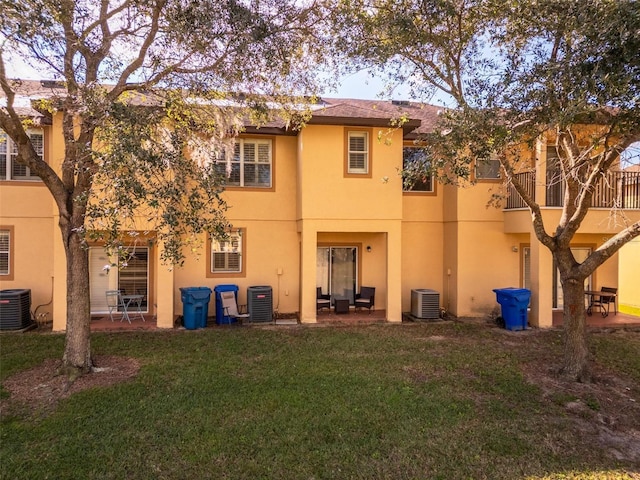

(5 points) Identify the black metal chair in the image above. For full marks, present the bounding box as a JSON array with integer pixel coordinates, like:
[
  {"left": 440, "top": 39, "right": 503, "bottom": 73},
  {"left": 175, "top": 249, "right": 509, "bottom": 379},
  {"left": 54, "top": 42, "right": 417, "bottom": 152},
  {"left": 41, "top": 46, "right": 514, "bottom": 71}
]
[
  {"left": 316, "top": 287, "right": 331, "bottom": 312},
  {"left": 590, "top": 287, "right": 617, "bottom": 317},
  {"left": 355, "top": 286, "right": 375, "bottom": 313}
]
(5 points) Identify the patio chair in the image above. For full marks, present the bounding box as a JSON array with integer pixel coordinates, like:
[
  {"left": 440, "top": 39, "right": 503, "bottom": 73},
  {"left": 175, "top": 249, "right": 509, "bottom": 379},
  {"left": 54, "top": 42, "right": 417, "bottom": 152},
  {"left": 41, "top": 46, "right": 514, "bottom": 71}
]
[
  {"left": 317, "top": 287, "right": 331, "bottom": 312},
  {"left": 590, "top": 287, "right": 617, "bottom": 317},
  {"left": 354, "top": 286, "right": 375, "bottom": 313},
  {"left": 106, "top": 290, "right": 130, "bottom": 323},
  {"left": 219, "top": 291, "right": 250, "bottom": 324}
]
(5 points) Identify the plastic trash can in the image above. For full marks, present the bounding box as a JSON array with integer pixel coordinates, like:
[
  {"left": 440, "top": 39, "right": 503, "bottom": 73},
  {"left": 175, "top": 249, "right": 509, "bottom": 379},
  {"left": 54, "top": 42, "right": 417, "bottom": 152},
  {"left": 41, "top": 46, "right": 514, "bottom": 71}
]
[
  {"left": 214, "top": 284, "right": 240, "bottom": 325},
  {"left": 180, "top": 287, "right": 212, "bottom": 330},
  {"left": 493, "top": 288, "right": 531, "bottom": 331}
]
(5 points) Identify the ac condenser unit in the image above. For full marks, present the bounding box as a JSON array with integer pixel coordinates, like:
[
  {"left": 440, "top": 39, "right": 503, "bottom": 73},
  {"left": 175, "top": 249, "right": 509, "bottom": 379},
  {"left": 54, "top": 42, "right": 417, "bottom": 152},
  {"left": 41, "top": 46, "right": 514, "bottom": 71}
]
[
  {"left": 247, "top": 286, "right": 273, "bottom": 323},
  {"left": 411, "top": 289, "right": 440, "bottom": 319},
  {"left": 0, "top": 289, "right": 32, "bottom": 330}
]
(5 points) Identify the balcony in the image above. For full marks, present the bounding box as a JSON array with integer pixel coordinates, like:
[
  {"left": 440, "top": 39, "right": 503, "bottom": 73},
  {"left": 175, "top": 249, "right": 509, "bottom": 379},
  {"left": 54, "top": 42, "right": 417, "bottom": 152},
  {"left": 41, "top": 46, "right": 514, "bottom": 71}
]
[{"left": 505, "top": 170, "right": 640, "bottom": 210}]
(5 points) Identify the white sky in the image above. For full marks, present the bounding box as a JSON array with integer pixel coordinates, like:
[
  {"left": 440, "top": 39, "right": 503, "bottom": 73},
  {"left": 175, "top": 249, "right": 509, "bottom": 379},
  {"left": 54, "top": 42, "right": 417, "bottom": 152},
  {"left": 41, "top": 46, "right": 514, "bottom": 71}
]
[
  {"left": 324, "top": 68, "right": 455, "bottom": 106},
  {"left": 6, "top": 57, "right": 451, "bottom": 104}
]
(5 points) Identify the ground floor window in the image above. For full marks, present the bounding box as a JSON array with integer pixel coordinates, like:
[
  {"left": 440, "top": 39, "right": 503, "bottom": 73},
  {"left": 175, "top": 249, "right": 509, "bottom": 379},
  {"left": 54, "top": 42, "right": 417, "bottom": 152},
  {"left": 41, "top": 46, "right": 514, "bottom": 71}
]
[
  {"left": 208, "top": 229, "right": 244, "bottom": 276},
  {"left": 0, "top": 227, "right": 12, "bottom": 278}
]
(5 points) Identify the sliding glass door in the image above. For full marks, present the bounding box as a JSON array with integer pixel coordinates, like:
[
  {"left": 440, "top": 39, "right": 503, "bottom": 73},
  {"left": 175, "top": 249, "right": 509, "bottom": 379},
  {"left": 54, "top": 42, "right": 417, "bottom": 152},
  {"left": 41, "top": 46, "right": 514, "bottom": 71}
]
[
  {"left": 553, "top": 247, "right": 592, "bottom": 309},
  {"left": 522, "top": 246, "right": 593, "bottom": 309},
  {"left": 317, "top": 246, "right": 358, "bottom": 304},
  {"left": 89, "top": 246, "right": 149, "bottom": 313}
]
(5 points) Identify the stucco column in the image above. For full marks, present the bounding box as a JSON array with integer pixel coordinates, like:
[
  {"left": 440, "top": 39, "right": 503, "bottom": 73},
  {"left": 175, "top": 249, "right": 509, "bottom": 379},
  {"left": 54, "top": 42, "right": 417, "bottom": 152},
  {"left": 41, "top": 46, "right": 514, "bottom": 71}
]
[
  {"left": 386, "top": 225, "right": 403, "bottom": 322},
  {"left": 299, "top": 224, "right": 318, "bottom": 323},
  {"left": 51, "top": 215, "right": 67, "bottom": 332},
  {"left": 155, "top": 243, "right": 175, "bottom": 329},
  {"left": 535, "top": 137, "right": 548, "bottom": 207},
  {"left": 529, "top": 236, "right": 554, "bottom": 328}
]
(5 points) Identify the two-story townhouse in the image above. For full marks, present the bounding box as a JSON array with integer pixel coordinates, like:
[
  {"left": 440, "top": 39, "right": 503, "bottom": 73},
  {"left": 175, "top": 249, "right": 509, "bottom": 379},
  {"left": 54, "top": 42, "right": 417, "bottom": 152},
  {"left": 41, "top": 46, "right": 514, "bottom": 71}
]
[{"left": 2, "top": 80, "right": 639, "bottom": 331}]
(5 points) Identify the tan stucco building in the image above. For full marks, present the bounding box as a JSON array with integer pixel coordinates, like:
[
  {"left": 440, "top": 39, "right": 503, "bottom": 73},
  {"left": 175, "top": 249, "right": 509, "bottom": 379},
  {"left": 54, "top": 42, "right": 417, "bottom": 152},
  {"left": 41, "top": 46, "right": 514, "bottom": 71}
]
[{"left": 2, "top": 81, "right": 639, "bottom": 330}]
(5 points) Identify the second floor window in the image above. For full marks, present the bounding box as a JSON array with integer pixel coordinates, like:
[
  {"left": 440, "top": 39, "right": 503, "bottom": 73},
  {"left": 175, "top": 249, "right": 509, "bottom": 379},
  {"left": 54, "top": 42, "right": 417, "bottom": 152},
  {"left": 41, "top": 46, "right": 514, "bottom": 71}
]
[
  {"left": 346, "top": 130, "right": 370, "bottom": 174},
  {"left": 402, "top": 147, "right": 434, "bottom": 192},
  {"left": 0, "top": 130, "right": 43, "bottom": 181},
  {"left": 475, "top": 153, "right": 501, "bottom": 180},
  {"left": 215, "top": 138, "right": 272, "bottom": 188}
]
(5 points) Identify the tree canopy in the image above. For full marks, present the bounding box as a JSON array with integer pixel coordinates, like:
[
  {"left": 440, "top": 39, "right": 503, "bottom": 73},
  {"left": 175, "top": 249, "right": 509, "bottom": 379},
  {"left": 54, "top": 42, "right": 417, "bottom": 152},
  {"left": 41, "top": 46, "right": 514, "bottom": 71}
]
[
  {"left": 336, "top": 0, "right": 640, "bottom": 380},
  {"left": 0, "top": 0, "right": 333, "bottom": 374}
]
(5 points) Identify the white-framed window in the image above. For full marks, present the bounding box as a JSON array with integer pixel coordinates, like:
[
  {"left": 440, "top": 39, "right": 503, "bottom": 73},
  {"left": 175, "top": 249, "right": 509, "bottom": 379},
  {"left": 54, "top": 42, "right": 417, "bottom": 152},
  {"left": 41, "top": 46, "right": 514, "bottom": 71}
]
[
  {"left": 210, "top": 230, "right": 243, "bottom": 274},
  {"left": 347, "top": 130, "right": 370, "bottom": 174},
  {"left": 0, "top": 129, "right": 43, "bottom": 181},
  {"left": 475, "top": 153, "right": 501, "bottom": 180},
  {"left": 215, "top": 138, "right": 272, "bottom": 188},
  {"left": 402, "top": 146, "right": 434, "bottom": 192},
  {"left": 0, "top": 228, "right": 11, "bottom": 277}
]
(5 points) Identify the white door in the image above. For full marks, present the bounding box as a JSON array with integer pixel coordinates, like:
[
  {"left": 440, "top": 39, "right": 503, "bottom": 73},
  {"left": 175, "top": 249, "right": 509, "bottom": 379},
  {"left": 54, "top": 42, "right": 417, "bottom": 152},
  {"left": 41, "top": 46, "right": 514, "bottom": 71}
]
[{"left": 89, "top": 248, "right": 115, "bottom": 313}]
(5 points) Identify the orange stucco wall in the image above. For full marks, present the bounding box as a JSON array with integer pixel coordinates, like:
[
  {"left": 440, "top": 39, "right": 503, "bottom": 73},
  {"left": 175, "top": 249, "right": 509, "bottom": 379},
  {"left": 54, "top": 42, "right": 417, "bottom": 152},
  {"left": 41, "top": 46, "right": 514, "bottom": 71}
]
[
  {"left": 618, "top": 238, "right": 640, "bottom": 315},
  {"left": 174, "top": 134, "right": 300, "bottom": 318},
  {"left": 2, "top": 112, "right": 638, "bottom": 331},
  {"left": 0, "top": 184, "right": 55, "bottom": 322}
]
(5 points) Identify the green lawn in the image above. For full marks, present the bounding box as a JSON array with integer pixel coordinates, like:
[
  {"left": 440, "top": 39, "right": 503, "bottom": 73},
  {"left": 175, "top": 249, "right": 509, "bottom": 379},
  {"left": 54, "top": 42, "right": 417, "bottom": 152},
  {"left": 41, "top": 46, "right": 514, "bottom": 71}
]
[{"left": 1, "top": 322, "right": 639, "bottom": 480}]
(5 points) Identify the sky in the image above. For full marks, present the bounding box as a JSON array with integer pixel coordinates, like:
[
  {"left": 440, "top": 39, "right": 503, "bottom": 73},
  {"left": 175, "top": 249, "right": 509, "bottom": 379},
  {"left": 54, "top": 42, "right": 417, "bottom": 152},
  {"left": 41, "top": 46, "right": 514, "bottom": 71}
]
[
  {"left": 5, "top": 55, "right": 452, "bottom": 106},
  {"left": 324, "top": 68, "right": 455, "bottom": 106}
]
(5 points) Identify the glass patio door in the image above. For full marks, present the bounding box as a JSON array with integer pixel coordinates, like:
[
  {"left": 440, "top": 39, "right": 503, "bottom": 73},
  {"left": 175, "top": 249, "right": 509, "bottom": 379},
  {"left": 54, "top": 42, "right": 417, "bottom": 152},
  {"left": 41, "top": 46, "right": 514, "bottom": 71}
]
[
  {"left": 553, "top": 247, "right": 592, "bottom": 309},
  {"left": 89, "top": 246, "right": 149, "bottom": 313},
  {"left": 317, "top": 246, "right": 357, "bottom": 304}
]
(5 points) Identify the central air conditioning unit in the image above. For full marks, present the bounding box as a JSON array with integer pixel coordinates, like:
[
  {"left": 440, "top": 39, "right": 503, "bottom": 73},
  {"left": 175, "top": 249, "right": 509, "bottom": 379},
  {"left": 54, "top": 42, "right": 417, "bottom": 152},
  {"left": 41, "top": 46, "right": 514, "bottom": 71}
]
[
  {"left": 247, "top": 286, "right": 273, "bottom": 323},
  {"left": 0, "top": 289, "right": 32, "bottom": 330},
  {"left": 411, "top": 289, "right": 440, "bottom": 319}
]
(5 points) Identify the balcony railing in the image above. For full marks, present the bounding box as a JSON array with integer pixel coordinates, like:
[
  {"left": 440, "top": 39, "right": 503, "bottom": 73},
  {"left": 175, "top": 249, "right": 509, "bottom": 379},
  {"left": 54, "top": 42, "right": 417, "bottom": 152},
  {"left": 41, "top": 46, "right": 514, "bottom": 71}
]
[
  {"left": 506, "top": 170, "right": 640, "bottom": 210},
  {"left": 506, "top": 171, "right": 535, "bottom": 209}
]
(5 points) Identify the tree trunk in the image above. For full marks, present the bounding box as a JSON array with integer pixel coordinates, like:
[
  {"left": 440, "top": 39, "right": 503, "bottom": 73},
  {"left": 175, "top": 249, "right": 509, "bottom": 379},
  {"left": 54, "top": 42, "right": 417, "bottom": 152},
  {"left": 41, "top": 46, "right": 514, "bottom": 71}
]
[
  {"left": 560, "top": 278, "right": 590, "bottom": 382},
  {"left": 60, "top": 222, "right": 93, "bottom": 377}
]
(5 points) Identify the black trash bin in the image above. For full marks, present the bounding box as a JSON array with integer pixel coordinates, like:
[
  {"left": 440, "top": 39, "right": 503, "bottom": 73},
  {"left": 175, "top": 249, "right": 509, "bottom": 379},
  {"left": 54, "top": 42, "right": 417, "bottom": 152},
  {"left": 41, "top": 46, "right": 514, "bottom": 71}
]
[
  {"left": 493, "top": 288, "right": 531, "bottom": 331},
  {"left": 179, "top": 287, "right": 212, "bottom": 329},
  {"left": 214, "top": 284, "right": 240, "bottom": 325}
]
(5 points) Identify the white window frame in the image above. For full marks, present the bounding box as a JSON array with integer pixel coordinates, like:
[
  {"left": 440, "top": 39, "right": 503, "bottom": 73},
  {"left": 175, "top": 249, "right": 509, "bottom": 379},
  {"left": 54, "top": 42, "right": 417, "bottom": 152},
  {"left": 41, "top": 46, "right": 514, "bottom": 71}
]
[
  {"left": 402, "top": 146, "right": 434, "bottom": 193},
  {"left": 0, "top": 229, "right": 10, "bottom": 276},
  {"left": 210, "top": 231, "right": 243, "bottom": 274},
  {"left": 347, "top": 131, "right": 370, "bottom": 174},
  {"left": 216, "top": 138, "right": 272, "bottom": 188},
  {"left": 0, "top": 129, "right": 43, "bottom": 181}
]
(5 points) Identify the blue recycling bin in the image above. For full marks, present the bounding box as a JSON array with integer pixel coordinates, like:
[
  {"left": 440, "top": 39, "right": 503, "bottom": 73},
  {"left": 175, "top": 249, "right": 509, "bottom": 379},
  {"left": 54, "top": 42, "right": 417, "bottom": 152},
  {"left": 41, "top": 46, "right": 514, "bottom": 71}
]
[
  {"left": 493, "top": 288, "right": 531, "bottom": 331},
  {"left": 214, "top": 284, "right": 239, "bottom": 325},
  {"left": 179, "top": 287, "right": 212, "bottom": 330}
]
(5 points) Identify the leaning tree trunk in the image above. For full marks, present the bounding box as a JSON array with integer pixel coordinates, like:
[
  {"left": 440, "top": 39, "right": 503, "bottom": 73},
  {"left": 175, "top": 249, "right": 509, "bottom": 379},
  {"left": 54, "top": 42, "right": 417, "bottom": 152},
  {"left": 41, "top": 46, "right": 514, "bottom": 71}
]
[
  {"left": 60, "top": 219, "right": 93, "bottom": 378},
  {"left": 560, "top": 277, "right": 590, "bottom": 382}
]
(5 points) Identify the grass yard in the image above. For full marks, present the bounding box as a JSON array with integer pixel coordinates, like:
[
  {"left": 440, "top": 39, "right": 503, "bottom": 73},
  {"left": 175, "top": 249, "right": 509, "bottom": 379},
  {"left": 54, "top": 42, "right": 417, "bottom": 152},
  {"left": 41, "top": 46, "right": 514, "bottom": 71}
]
[{"left": 1, "top": 321, "right": 639, "bottom": 479}]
